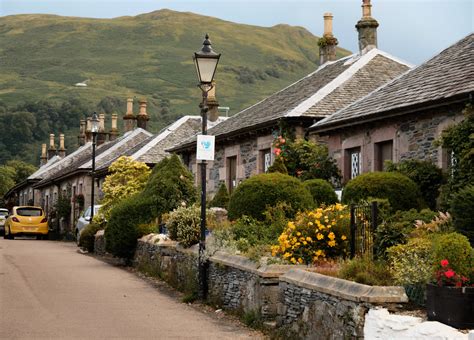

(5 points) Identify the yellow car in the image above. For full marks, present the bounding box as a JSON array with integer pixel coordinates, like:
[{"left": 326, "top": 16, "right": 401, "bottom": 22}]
[{"left": 4, "top": 206, "right": 49, "bottom": 240}]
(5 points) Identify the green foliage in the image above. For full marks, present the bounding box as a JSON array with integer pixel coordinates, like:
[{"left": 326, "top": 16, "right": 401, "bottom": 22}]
[
  {"left": 387, "top": 237, "right": 434, "bottom": 285},
  {"left": 386, "top": 159, "right": 444, "bottom": 210},
  {"left": 342, "top": 172, "right": 423, "bottom": 212},
  {"left": 209, "top": 182, "right": 230, "bottom": 209},
  {"left": 0, "top": 160, "right": 37, "bottom": 198},
  {"left": 374, "top": 209, "right": 438, "bottom": 258},
  {"left": 438, "top": 104, "right": 474, "bottom": 204},
  {"left": 339, "top": 257, "right": 393, "bottom": 286},
  {"left": 267, "top": 156, "right": 288, "bottom": 174},
  {"left": 228, "top": 172, "right": 314, "bottom": 221},
  {"left": 431, "top": 232, "right": 473, "bottom": 278},
  {"left": 55, "top": 194, "right": 71, "bottom": 220},
  {"left": 100, "top": 156, "right": 151, "bottom": 219},
  {"left": 79, "top": 221, "right": 104, "bottom": 253},
  {"left": 303, "top": 179, "right": 338, "bottom": 207},
  {"left": 277, "top": 138, "right": 341, "bottom": 185},
  {"left": 142, "top": 155, "right": 197, "bottom": 220},
  {"left": 450, "top": 185, "right": 474, "bottom": 244},
  {"left": 241, "top": 309, "right": 263, "bottom": 329},
  {"left": 166, "top": 204, "right": 216, "bottom": 248},
  {"left": 4, "top": 160, "right": 37, "bottom": 183},
  {"left": 105, "top": 194, "right": 154, "bottom": 259},
  {"left": 0, "top": 165, "right": 16, "bottom": 197}
]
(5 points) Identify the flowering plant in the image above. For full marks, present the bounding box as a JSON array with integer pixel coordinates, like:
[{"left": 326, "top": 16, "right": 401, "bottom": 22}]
[
  {"left": 272, "top": 135, "right": 287, "bottom": 158},
  {"left": 434, "top": 259, "right": 470, "bottom": 287},
  {"left": 271, "top": 204, "right": 350, "bottom": 264}
]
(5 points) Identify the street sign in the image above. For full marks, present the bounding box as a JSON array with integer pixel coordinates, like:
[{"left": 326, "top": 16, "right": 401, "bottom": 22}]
[{"left": 196, "top": 135, "right": 215, "bottom": 161}]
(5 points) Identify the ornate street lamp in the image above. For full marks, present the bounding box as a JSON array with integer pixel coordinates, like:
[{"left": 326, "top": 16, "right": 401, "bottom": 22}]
[
  {"left": 193, "top": 34, "right": 220, "bottom": 299},
  {"left": 90, "top": 112, "right": 100, "bottom": 221}
]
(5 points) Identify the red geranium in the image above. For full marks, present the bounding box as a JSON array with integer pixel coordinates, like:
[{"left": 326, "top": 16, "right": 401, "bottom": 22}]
[{"left": 434, "top": 259, "right": 470, "bottom": 287}]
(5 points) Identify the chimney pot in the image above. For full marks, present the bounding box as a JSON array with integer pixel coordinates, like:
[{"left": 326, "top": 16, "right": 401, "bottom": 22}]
[
  {"left": 319, "top": 13, "right": 338, "bottom": 65},
  {"left": 99, "top": 113, "right": 106, "bottom": 132},
  {"left": 136, "top": 99, "right": 149, "bottom": 130},
  {"left": 110, "top": 113, "right": 119, "bottom": 141},
  {"left": 323, "top": 12, "right": 334, "bottom": 37},
  {"left": 40, "top": 143, "right": 47, "bottom": 166},
  {"left": 58, "top": 133, "right": 66, "bottom": 158},
  {"left": 207, "top": 81, "right": 220, "bottom": 122},
  {"left": 124, "top": 98, "right": 136, "bottom": 132},
  {"left": 49, "top": 134, "right": 56, "bottom": 149},
  {"left": 356, "top": 0, "right": 379, "bottom": 54}
]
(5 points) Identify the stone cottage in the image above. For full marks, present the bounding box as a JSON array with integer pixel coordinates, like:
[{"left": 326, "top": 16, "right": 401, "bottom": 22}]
[
  {"left": 170, "top": 0, "right": 412, "bottom": 195},
  {"left": 308, "top": 33, "right": 474, "bottom": 182}
]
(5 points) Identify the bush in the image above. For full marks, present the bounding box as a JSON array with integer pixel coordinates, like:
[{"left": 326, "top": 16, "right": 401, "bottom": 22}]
[
  {"left": 79, "top": 222, "right": 103, "bottom": 253},
  {"left": 267, "top": 157, "right": 288, "bottom": 174},
  {"left": 342, "top": 172, "right": 422, "bottom": 212},
  {"left": 303, "top": 179, "right": 338, "bottom": 207},
  {"left": 166, "top": 204, "right": 216, "bottom": 248},
  {"left": 209, "top": 182, "right": 230, "bottom": 209},
  {"left": 387, "top": 237, "right": 434, "bottom": 285},
  {"left": 450, "top": 185, "right": 474, "bottom": 244},
  {"left": 431, "top": 232, "right": 473, "bottom": 279},
  {"left": 228, "top": 173, "right": 314, "bottom": 221},
  {"left": 105, "top": 195, "right": 154, "bottom": 259},
  {"left": 142, "top": 154, "right": 197, "bottom": 221},
  {"left": 271, "top": 204, "right": 350, "bottom": 264},
  {"left": 339, "top": 257, "right": 393, "bottom": 286},
  {"left": 386, "top": 160, "right": 444, "bottom": 210},
  {"left": 374, "top": 208, "right": 438, "bottom": 258}
]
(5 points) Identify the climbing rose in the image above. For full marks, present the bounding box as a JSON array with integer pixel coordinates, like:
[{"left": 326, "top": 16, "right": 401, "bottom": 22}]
[
  {"left": 440, "top": 259, "right": 449, "bottom": 267},
  {"left": 444, "top": 269, "right": 455, "bottom": 279}
]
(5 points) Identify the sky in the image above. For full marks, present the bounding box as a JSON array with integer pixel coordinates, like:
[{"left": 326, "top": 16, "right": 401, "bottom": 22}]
[{"left": 1, "top": 0, "right": 473, "bottom": 65}]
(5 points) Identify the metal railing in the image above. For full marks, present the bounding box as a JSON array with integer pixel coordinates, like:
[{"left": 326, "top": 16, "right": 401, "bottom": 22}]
[{"left": 349, "top": 201, "right": 378, "bottom": 258}]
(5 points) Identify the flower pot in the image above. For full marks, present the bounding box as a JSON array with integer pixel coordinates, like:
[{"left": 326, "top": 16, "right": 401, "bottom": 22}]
[{"left": 426, "top": 283, "right": 474, "bottom": 329}]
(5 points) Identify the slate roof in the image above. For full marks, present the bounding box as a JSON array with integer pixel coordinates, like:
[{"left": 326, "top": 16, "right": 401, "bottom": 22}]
[
  {"left": 310, "top": 33, "right": 474, "bottom": 132},
  {"left": 170, "top": 48, "right": 411, "bottom": 151}
]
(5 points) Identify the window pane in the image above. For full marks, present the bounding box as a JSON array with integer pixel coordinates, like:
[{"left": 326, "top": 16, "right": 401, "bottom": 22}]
[{"left": 17, "top": 208, "right": 43, "bottom": 216}]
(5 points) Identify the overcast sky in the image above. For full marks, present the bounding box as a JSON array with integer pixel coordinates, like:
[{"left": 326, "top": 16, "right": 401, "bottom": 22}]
[{"left": 1, "top": 0, "right": 472, "bottom": 65}]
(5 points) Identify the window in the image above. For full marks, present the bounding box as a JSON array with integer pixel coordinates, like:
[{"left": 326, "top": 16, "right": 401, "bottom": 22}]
[
  {"left": 374, "top": 140, "right": 393, "bottom": 171},
  {"left": 345, "top": 147, "right": 361, "bottom": 180},
  {"left": 227, "top": 156, "right": 237, "bottom": 194},
  {"left": 259, "top": 149, "right": 272, "bottom": 173}
]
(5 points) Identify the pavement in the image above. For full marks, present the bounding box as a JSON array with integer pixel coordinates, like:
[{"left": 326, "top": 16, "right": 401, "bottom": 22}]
[{"left": 0, "top": 238, "right": 265, "bottom": 339}]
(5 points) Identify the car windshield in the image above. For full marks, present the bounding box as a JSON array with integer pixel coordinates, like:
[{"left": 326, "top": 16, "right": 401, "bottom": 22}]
[
  {"left": 0, "top": 211, "right": 8, "bottom": 217},
  {"left": 16, "top": 208, "right": 43, "bottom": 217}
]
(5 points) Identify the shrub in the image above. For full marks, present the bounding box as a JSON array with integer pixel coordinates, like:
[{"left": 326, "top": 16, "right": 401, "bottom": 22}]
[
  {"left": 209, "top": 182, "right": 230, "bottom": 209},
  {"left": 267, "top": 157, "right": 288, "bottom": 174},
  {"left": 142, "top": 154, "right": 197, "bottom": 221},
  {"left": 303, "top": 179, "right": 338, "bottom": 207},
  {"left": 105, "top": 195, "right": 154, "bottom": 259},
  {"left": 228, "top": 172, "right": 314, "bottom": 221},
  {"left": 79, "top": 221, "right": 103, "bottom": 253},
  {"left": 450, "top": 185, "right": 474, "bottom": 244},
  {"left": 339, "top": 257, "right": 393, "bottom": 286},
  {"left": 100, "top": 156, "right": 151, "bottom": 219},
  {"left": 387, "top": 237, "right": 434, "bottom": 285},
  {"left": 166, "top": 204, "right": 216, "bottom": 248},
  {"left": 431, "top": 232, "right": 473, "bottom": 279},
  {"left": 374, "top": 208, "right": 438, "bottom": 258},
  {"left": 271, "top": 204, "right": 350, "bottom": 264},
  {"left": 386, "top": 160, "right": 444, "bottom": 210},
  {"left": 342, "top": 172, "right": 422, "bottom": 212}
]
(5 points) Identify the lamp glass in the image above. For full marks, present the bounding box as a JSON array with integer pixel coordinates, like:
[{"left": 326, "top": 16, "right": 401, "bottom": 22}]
[
  {"left": 194, "top": 56, "right": 219, "bottom": 84},
  {"left": 91, "top": 114, "right": 100, "bottom": 134}
]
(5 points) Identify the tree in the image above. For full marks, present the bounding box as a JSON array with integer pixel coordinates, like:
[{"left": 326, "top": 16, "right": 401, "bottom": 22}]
[
  {"left": 100, "top": 156, "right": 151, "bottom": 219},
  {"left": 0, "top": 166, "right": 16, "bottom": 197},
  {"left": 5, "top": 160, "right": 37, "bottom": 183}
]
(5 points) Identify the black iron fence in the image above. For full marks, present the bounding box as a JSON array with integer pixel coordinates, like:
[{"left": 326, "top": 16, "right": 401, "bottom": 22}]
[{"left": 349, "top": 201, "right": 378, "bottom": 258}]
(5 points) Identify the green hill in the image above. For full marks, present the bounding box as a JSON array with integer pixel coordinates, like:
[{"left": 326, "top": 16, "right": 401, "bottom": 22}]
[{"left": 0, "top": 9, "right": 351, "bottom": 164}]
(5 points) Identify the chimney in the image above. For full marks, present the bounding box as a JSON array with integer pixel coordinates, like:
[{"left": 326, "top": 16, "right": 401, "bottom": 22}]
[
  {"left": 47, "top": 134, "right": 56, "bottom": 160},
  {"left": 207, "top": 81, "right": 220, "bottom": 122},
  {"left": 319, "top": 13, "right": 339, "bottom": 64},
  {"left": 85, "top": 117, "right": 92, "bottom": 143},
  {"left": 123, "top": 97, "right": 135, "bottom": 132},
  {"left": 40, "top": 143, "right": 47, "bottom": 166},
  {"left": 136, "top": 99, "right": 150, "bottom": 130},
  {"left": 356, "top": 0, "right": 379, "bottom": 54},
  {"left": 58, "top": 133, "right": 66, "bottom": 158},
  {"left": 109, "top": 113, "right": 119, "bottom": 141},
  {"left": 97, "top": 113, "right": 107, "bottom": 145},
  {"left": 78, "top": 119, "right": 86, "bottom": 146}
]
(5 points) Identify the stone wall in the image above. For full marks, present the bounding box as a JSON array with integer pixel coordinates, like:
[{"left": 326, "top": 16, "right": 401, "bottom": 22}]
[{"left": 131, "top": 236, "right": 410, "bottom": 339}]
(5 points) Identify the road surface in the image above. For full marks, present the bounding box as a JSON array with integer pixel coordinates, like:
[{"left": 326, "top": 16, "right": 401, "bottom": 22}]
[{"left": 0, "top": 238, "right": 264, "bottom": 339}]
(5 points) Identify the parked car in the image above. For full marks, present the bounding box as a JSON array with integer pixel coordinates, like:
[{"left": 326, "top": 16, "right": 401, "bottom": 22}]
[
  {"left": 3, "top": 206, "right": 48, "bottom": 240},
  {"left": 0, "top": 208, "right": 9, "bottom": 235},
  {"left": 75, "top": 205, "right": 101, "bottom": 243}
]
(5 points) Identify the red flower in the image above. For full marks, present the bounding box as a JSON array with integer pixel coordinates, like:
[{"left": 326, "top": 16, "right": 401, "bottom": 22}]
[
  {"left": 444, "top": 269, "right": 455, "bottom": 279},
  {"left": 274, "top": 148, "right": 281, "bottom": 156},
  {"left": 440, "top": 259, "right": 449, "bottom": 267}
]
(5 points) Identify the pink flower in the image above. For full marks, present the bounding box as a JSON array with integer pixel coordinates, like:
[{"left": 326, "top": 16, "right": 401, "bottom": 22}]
[
  {"left": 274, "top": 148, "right": 281, "bottom": 156},
  {"left": 440, "top": 259, "right": 449, "bottom": 267},
  {"left": 444, "top": 269, "right": 455, "bottom": 279}
]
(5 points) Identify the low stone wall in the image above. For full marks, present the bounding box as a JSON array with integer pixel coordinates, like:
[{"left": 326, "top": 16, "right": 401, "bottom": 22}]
[
  {"left": 94, "top": 230, "right": 106, "bottom": 256},
  {"left": 131, "top": 235, "right": 411, "bottom": 339}
]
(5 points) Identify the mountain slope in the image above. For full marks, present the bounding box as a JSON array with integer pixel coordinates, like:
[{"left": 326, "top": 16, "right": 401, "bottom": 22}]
[{"left": 0, "top": 10, "right": 350, "bottom": 119}]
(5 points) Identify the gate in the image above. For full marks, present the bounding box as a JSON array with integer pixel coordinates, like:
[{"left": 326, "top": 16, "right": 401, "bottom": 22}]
[{"left": 349, "top": 201, "right": 378, "bottom": 258}]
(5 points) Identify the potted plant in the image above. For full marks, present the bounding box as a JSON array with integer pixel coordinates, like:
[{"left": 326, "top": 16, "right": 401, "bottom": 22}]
[{"left": 426, "top": 259, "right": 474, "bottom": 329}]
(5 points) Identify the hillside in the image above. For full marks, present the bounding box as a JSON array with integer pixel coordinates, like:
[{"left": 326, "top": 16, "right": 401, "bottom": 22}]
[{"left": 0, "top": 9, "right": 351, "bottom": 164}]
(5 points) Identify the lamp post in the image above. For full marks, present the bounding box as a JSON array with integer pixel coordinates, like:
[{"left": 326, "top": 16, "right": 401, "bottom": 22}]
[
  {"left": 193, "top": 34, "right": 221, "bottom": 299},
  {"left": 90, "top": 112, "right": 100, "bottom": 221}
]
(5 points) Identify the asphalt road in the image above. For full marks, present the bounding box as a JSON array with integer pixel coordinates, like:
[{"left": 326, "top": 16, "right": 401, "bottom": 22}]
[{"left": 0, "top": 238, "right": 264, "bottom": 339}]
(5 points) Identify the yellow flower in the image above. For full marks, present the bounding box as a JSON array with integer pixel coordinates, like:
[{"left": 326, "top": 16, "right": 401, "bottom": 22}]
[
  {"left": 291, "top": 257, "right": 297, "bottom": 264},
  {"left": 317, "top": 233, "right": 324, "bottom": 240},
  {"left": 328, "top": 240, "right": 336, "bottom": 247},
  {"left": 328, "top": 232, "right": 335, "bottom": 240},
  {"left": 307, "top": 221, "right": 313, "bottom": 226},
  {"left": 296, "top": 232, "right": 301, "bottom": 236},
  {"left": 297, "top": 258, "right": 304, "bottom": 264},
  {"left": 283, "top": 252, "right": 291, "bottom": 259},
  {"left": 288, "top": 221, "right": 295, "bottom": 229},
  {"left": 306, "top": 236, "right": 312, "bottom": 242},
  {"left": 341, "top": 235, "right": 347, "bottom": 241}
]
